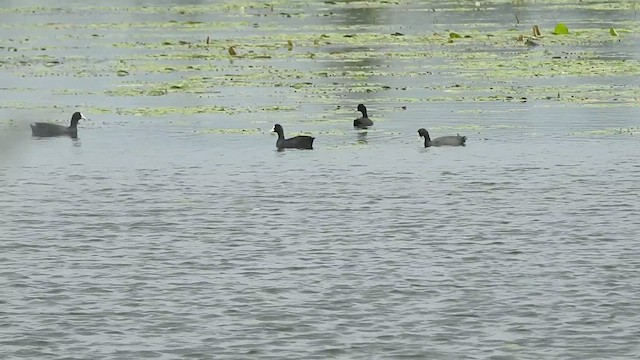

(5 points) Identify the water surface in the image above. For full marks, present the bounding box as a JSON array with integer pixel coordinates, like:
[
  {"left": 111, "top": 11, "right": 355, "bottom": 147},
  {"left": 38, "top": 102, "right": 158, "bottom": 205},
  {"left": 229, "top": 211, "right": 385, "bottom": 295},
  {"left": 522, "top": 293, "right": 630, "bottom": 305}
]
[{"left": 1, "top": 1, "right": 640, "bottom": 359}]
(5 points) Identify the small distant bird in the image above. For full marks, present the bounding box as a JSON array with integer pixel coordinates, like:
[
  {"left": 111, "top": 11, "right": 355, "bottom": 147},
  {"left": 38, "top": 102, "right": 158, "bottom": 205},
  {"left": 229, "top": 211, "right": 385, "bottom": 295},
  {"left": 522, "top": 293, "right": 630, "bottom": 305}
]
[
  {"left": 30, "top": 112, "right": 86, "bottom": 138},
  {"left": 417, "top": 128, "right": 467, "bottom": 147},
  {"left": 353, "top": 104, "right": 374, "bottom": 129},
  {"left": 271, "top": 124, "right": 314, "bottom": 150}
]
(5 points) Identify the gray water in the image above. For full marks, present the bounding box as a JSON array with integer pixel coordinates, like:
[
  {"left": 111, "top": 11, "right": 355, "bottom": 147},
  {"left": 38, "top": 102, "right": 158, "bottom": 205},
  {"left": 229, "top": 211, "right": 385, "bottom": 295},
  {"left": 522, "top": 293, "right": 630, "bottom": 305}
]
[{"left": 2, "top": 1, "right": 640, "bottom": 359}]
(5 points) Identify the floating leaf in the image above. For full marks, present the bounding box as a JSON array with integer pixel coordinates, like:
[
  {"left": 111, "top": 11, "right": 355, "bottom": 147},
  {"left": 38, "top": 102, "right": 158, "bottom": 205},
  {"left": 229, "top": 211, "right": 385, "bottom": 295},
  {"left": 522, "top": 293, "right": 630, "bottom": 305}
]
[
  {"left": 449, "top": 32, "right": 462, "bottom": 39},
  {"left": 287, "top": 39, "right": 293, "bottom": 51},
  {"left": 228, "top": 46, "right": 236, "bottom": 56},
  {"left": 553, "top": 23, "right": 569, "bottom": 35},
  {"left": 148, "top": 89, "right": 167, "bottom": 96},
  {"left": 609, "top": 28, "right": 618, "bottom": 36},
  {"left": 291, "top": 82, "right": 312, "bottom": 89},
  {"left": 116, "top": 70, "right": 129, "bottom": 76}
]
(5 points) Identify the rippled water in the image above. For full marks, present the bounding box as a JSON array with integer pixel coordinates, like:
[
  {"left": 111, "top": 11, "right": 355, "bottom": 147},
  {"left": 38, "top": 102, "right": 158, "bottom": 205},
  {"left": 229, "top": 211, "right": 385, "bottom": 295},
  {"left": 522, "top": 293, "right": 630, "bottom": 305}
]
[{"left": 2, "top": 1, "right": 640, "bottom": 359}]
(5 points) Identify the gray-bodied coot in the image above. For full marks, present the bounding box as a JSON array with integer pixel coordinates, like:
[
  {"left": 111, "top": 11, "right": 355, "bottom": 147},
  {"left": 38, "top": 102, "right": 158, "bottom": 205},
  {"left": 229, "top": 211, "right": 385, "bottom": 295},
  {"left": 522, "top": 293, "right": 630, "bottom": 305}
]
[
  {"left": 271, "top": 124, "right": 314, "bottom": 150},
  {"left": 353, "top": 104, "right": 374, "bottom": 129},
  {"left": 418, "top": 128, "right": 466, "bottom": 147},
  {"left": 30, "top": 112, "right": 86, "bottom": 138}
]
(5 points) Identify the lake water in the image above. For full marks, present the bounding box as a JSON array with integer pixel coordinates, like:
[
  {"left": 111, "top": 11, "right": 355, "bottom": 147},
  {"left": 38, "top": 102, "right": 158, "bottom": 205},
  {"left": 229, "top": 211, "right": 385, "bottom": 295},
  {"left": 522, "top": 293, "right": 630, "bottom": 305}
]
[{"left": 1, "top": 1, "right": 639, "bottom": 359}]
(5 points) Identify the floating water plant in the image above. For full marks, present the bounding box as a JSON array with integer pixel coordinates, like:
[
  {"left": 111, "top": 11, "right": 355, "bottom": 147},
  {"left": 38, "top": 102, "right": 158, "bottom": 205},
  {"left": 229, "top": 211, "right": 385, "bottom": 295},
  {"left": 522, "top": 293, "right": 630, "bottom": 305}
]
[
  {"left": 553, "top": 23, "right": 570, "bottom": 35},
  {"left": 198, "top": 128, "right": 262, "bottom": 135},
  {"left": 3, "top": 3, "right": 639, "bottom": 121},
  {"left": 570, "top": 127, "right": 640, "bottom": 137}
]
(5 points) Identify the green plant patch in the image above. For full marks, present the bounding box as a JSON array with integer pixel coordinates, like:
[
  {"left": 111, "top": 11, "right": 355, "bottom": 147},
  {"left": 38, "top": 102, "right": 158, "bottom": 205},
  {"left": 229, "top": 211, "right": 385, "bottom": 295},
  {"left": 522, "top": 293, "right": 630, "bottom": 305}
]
[
  {"left": 553, "top": 23, "right": 570, "bottom": 35},
  {"left": 2, "top": 1, "right": 640, "bottom": 122},
  {"left": 570, "top": 127, "right": 640, "bottom": 136},
  {"left": 198, "top": 128, "right": 263, "bottom": 135},
  {"left": 114, "top": 105, "right": 234, "bottom": 116}
]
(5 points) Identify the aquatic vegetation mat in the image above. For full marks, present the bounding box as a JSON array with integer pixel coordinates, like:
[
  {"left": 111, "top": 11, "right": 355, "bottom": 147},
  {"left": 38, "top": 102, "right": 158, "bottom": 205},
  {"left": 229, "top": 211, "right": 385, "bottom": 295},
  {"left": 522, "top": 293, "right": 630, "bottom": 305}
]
[{"left": 1, "top": 0, "right": 639, "bottom": 123}]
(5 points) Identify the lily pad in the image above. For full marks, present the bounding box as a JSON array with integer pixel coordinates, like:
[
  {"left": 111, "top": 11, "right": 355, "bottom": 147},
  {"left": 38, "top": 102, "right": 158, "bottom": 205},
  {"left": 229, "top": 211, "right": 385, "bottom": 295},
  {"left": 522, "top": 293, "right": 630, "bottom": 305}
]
[{"left": 553, "top": 23, "right": 570, "bottom": 35}]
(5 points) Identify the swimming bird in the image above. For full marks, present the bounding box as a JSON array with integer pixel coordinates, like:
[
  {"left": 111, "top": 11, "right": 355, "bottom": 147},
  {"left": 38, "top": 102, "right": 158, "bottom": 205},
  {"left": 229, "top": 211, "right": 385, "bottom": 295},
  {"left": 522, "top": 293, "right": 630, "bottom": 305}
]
[
  {"left": 271, "top": 124, "right": 314, "bottom": 150},
  {"left": 353, "top": 104, "right": 373, "bottom": 129},
  {"left": 30, "top": 112, "right": 86, "bottom": 138},
  {"left": 417, "top": 128, "right": 466, "bottom": 147}
]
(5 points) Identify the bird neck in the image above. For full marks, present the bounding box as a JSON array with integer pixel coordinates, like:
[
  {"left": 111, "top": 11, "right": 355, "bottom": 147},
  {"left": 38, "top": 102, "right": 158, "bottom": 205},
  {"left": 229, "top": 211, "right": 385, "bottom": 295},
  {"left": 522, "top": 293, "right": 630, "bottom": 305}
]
[{"left": 423, "top": 137, "right": 431, "bottom": 147}]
